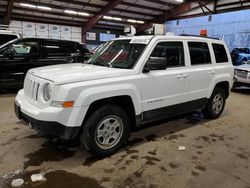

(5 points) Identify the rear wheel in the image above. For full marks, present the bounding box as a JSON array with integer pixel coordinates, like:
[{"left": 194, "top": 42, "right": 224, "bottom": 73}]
[
  {"left": 80, "top": 104, "right": 130, "bottom": 157},
  {"left": 202, "top": 87, "right": 226, "bottom": 119}
]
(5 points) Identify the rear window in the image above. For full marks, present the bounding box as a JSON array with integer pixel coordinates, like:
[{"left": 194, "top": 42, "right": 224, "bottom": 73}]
[
  {"left": 212, "top": 43, "right": 228, "bottom": 63},
  {"left": 78, "top": 43, "right": 90, "bottom": 54},
  {"left": 188, "top": 42, "right": 211, "bottom": 65},
  {"left": 0, "top": 34, "right": 18, "bottom": 46}
]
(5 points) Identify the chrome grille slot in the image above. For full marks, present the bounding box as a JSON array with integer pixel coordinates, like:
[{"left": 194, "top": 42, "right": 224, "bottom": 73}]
[
  {"left": 31, "top": 81, "right": 35, "bottom": 100},
  {"left": 24, "top": 75, "right": 41, "bottom": 102},
  {"left": 36, "top": 83, "right": 40, "bottom": 101},
  {"left": 24, "top": 78, "right": 27, "bottom": 96},
  {"left": 28, "top": 80, "right": 32, "bottom": 99}
]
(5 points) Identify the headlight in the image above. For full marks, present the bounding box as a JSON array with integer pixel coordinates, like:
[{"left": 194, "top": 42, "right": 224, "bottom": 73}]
[{"left": 43, "top": 83, "right": 52, "bottom": 102}]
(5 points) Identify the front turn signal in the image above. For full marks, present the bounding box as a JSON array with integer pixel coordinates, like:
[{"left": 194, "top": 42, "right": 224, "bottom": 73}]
[
  {"left": 62, "top": 101, "right": 74, "bottom": 108},
  {"left": 51, "top": 101, "right": 74, "bottom": 108}
]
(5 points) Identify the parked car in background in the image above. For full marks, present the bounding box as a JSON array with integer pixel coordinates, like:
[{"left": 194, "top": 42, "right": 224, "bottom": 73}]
[
  {"left": 231, "top": 47, "right": 250, "bottom": 66},
  {"left": 0, "top": 27, "right": 21, "bottom": 46},
  {"left": 0, "top": 38, "right": 92, "bottom": 89},
  {"left": 233, "top": 63, "right": 250, "bottom": 89}
]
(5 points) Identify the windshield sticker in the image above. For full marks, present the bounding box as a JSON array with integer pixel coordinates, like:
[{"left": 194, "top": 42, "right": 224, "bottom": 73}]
[{"left": 130, "top": 38, "right": 150, "bottom": 44}]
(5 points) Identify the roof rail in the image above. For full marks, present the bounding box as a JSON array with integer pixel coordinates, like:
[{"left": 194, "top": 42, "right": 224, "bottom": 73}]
[{"left": 179, "top": 34, "right": 219, "bottom": 40}]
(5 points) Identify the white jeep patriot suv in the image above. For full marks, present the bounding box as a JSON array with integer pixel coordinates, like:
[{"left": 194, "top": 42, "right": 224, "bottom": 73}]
[{"left": 15, "top": 35, "right": 234, "bottom": 156}]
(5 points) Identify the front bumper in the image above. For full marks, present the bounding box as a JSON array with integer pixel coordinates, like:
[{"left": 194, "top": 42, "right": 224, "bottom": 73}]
[
  {"left": 235, "top": 77, "right": 250, "bottom": 84},
  {"left": 234, "top": 76, "right": 250, "bottom": 87},
  {"left": 15, "top": 101, "right": 79, "bottom": 139},
  {"left": 14, "top": 90, "right": 87, "bottom": 140},
  {"left": 14, "top": 101, "right": 80, "bottom": 139}
]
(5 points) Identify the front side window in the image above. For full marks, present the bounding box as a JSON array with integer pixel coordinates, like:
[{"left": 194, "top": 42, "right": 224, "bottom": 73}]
[
  {"left": 87, "top": 39, "right": 146, "bottom": 69},
  {"left": 0, "top": 40, "right": 39, "bottom": 55},
  {"left": 188, "top": 42, "right": 211, "bottom": 65},
  {"left": 63, "top": 42, "right": 77, "bottom": 54},
  {"left": 212, "top": 43, "right": 228, "bottom": 63},
  {"left": 150, "top": 41, "right": 185, "bottom": 67}
]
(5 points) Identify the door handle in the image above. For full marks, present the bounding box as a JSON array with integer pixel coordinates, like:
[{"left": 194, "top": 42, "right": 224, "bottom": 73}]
[
  {"left": 177, "top": 74, "right": 188, "bottom": 79},
  {"left": 207, "top": 70, "right": 215, "bottom": 75}
]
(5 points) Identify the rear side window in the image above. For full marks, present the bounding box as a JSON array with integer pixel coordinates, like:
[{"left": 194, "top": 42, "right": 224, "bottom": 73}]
[
  {"left": 212, "top": 43, "right": 228, "bottom": 63},
  {"left": 0, "top": 34, "right": 18, "bottom": 46},
  {"left": 151, "top": 41, "right": 185, "bottom": 67},
  {"left": 43, "top": 41, "right": 76, "bottom": 56},
  {"left": 43, "top": 41, "right": 64, "bottom": 56},
  {"left": 62, "top": 42, "right": 76, "bottom": 54},
  {"left": 188, "top": 42, "right": 211, "bottom": 65},
  {"left": 78, "top": 43, "right": 90, "bottom": 54}
]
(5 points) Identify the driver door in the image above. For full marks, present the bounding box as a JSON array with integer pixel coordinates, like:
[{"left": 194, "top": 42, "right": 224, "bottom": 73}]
[
  {"left": 0, "top": 39, "right": 40, "bottom": 88},
  {"left": 141, "top": 41, "right": 190, "bottom": 122}
]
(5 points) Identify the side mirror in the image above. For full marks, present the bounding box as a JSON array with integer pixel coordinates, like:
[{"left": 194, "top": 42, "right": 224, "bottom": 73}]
[
  {"left": 143, "top": 63, "right": 151, "bottom": 73},
  {"left": 143, "top": 57, "right": 167, "bottom": 73}
]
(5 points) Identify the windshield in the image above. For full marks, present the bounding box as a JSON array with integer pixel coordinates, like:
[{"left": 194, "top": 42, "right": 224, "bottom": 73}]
[
  {"left": 87, "top": 39, "right": 146, "bottom": 69},
  {"left": 0, "top": 38, "right": 18, "bottom": 50},
  {"left": 233, "top": 48, "right": 250, "bottom": 54},
  {"left": 0, "top": 35, "right": 18, "bottom": 47}
]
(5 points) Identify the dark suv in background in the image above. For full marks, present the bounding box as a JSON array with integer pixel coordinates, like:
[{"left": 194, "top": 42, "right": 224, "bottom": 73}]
[{"left": 0, "top": 38, "right": 91, "bottom": 89}]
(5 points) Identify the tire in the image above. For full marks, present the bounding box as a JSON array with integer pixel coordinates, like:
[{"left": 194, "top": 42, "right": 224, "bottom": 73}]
[
  {"left": 80, "top": 104, "right": 130, "bottom": 157},
  {"left": 202, "top": 87, "right": 226, "bottom": 119}
]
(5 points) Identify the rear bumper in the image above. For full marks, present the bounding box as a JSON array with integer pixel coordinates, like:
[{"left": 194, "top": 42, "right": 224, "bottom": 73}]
[{"left": 14, "top": 99, "right": 80, "bottom": 140}]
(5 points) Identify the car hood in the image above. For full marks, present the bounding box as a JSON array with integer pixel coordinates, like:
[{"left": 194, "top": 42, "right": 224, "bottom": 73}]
[
  {"left": 28, "top": 63, "right": 135, "bottom": 85},
  {"left": 235, "top": 64, "right": 250, "bottom": 71}
]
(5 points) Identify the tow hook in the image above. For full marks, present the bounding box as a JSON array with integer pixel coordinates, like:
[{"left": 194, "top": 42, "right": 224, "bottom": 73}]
[{"left": 28, "top": 123, "right": 33, "bottom": 129}]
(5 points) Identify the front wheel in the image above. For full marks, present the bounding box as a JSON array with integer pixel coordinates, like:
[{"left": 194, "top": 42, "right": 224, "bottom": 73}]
[
  {"left": 80, "top": 104, "right": 130, "bottom": 157},
  {"left": 202, "top": 87, "right": 226, "bottom": 119}
]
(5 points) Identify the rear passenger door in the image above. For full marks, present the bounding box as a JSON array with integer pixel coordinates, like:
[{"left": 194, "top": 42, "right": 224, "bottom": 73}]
[
  {"left": 38, "top": 40, "right": 75, "bottom": 66},
  {"left": 142, "top": 41, "right": 190, "bottom": 122},
  {"left": 187, "top": 41, "right": 215, "bottom": 104}
]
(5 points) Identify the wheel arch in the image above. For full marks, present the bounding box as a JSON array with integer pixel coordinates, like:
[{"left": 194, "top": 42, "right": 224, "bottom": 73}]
[
  {"left": 211, "top": 81, "right": 230, "bottom": 98},
  {"left": 82, "top": 95, "right": 138, "bottom": 130}
]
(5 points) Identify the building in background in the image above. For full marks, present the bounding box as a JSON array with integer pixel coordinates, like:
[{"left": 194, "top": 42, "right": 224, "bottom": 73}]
[{"left": 166, "top": 9, "right": 250, "bottom": 51}]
